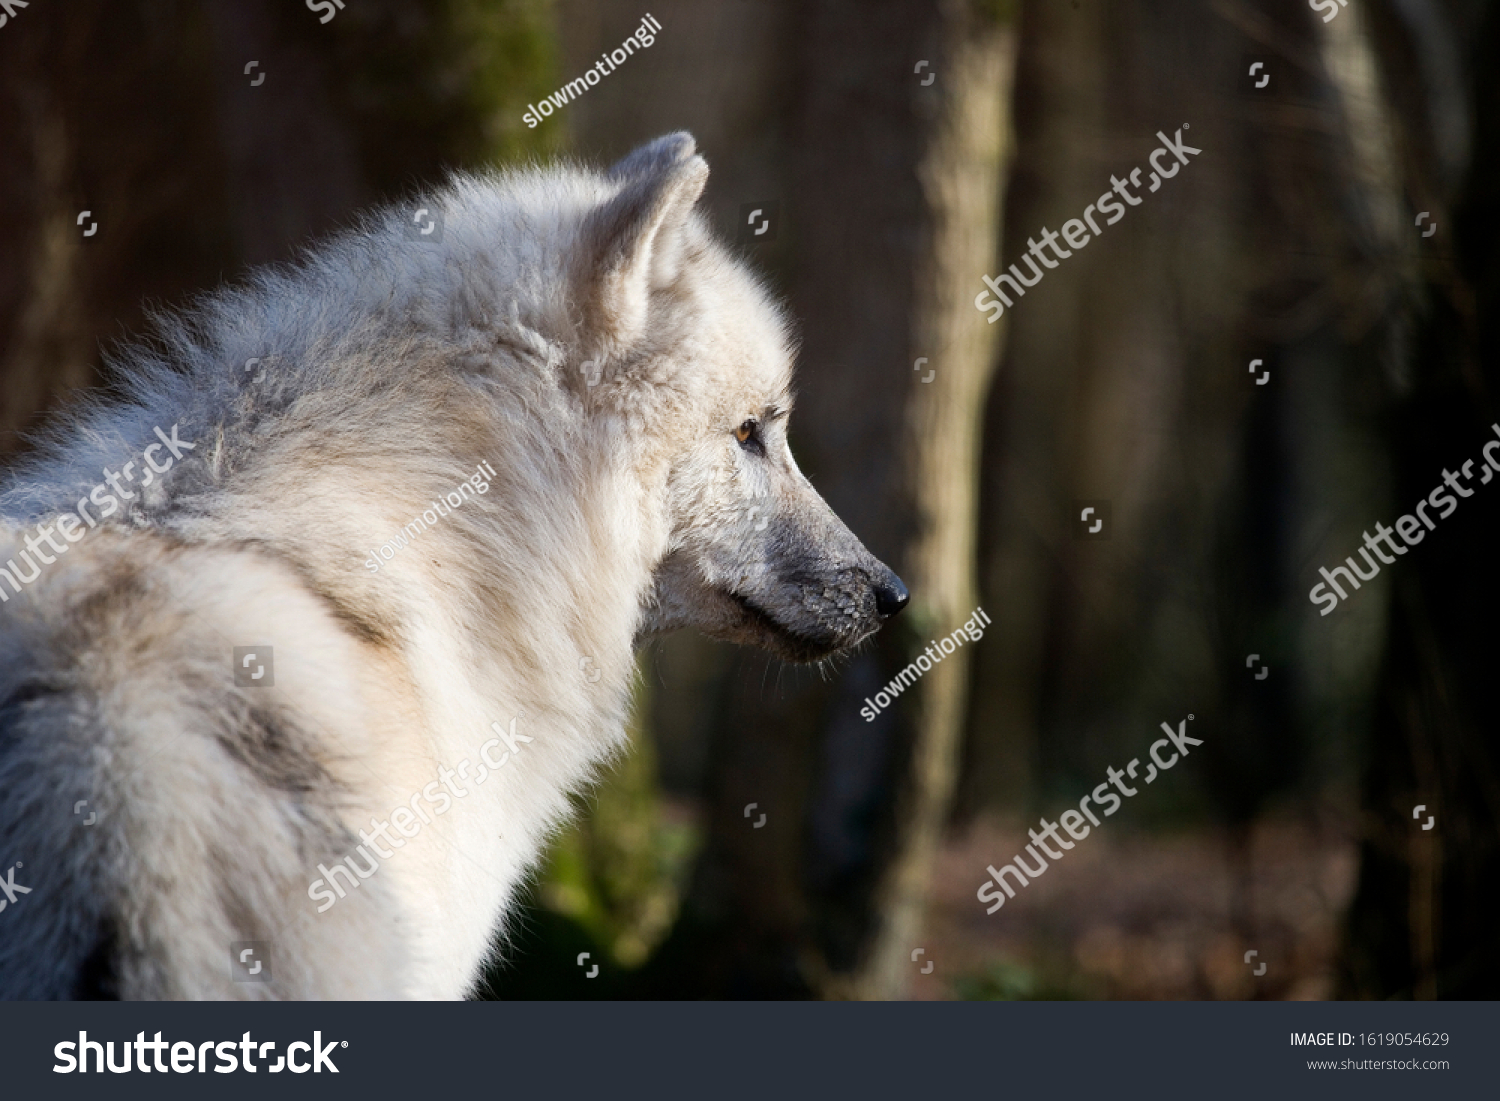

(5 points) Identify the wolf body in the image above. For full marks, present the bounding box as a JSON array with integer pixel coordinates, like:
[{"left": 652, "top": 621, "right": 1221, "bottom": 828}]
[{"left": 0, "top": 134, "right": 905, "bottom": 999}]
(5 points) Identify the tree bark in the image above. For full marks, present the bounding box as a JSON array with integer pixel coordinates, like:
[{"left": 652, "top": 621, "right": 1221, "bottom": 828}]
[
  {"left": 644, "top": 0, "right": 1016, "bottom": 999},
  {"left": 853, "top": 3, "right": 1017, "bottom": 1002},
  {"left": 1337, "top": 0, "right": 1500, "bottom": 999},
  {"left": 0, "top": 0, "right": 554, "bottom": 456}
]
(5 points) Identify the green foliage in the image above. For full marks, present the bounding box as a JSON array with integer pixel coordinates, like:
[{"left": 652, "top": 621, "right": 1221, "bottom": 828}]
[
  {"left": 447, "top": 0, "right": 565, "bottom": 163},
  {"left": 315, "top": 0, "right": 560, "bottom": 188},
  {"left": 953, "top": 958, "right": 1083, "bottom": 1000},
  {"left": 976, "top": 0, "right": 1021, "bottom": 28},
  {"left": 954, "top": 959, "right": 1037, "bottom": 1000},
  {"left": 535, "top": 673, "right": 701, "bottom": 968}
]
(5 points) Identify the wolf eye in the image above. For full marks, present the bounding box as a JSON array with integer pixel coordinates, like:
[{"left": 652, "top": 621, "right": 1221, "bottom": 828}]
[{"left": 734, "top": 419, "right": 757, "bottom": 445}]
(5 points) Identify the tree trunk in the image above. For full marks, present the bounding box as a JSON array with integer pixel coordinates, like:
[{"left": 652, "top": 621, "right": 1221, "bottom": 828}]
[
  {"left": 644, "top": 0, "right": 1016, "bottom": 999},
  {"left": 1338, "top": 0, "right": 1500, "bottom": 999},
  {"left": 0, "top": 0, "right": 554, "bottom": 456},
  {"left": 852, "top": 3, "right": 1017, "bottom": 1002}
]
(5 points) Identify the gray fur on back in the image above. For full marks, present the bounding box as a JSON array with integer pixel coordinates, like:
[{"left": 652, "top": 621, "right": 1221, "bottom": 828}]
[{"left": 0, "top": 132, "right": 904, "bottom": 999}]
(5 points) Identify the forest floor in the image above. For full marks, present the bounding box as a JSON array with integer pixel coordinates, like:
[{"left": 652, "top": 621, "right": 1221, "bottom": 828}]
[{"left": 918, "top": 812, "right": 1358, "bottom": 1000}]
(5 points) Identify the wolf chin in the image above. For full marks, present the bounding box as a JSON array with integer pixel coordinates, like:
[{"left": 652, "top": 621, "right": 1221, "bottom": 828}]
[{"left": 0, "top": 133, "right": 907, "bottom": 999}]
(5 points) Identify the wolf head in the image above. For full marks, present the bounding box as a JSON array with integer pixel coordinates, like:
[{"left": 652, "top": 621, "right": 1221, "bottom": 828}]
[{"left": 568, "top": 133, "right": 907, "bottom": 662}]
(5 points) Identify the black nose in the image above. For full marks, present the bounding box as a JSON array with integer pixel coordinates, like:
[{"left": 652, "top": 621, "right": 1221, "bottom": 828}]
[{"left": 874, "top": 575, "right": 909, "bottom": 618}]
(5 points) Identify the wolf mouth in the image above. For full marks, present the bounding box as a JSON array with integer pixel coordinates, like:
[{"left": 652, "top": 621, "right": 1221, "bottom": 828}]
[{"left": 725, "top": 589, "right": 849, "bottom": 662}]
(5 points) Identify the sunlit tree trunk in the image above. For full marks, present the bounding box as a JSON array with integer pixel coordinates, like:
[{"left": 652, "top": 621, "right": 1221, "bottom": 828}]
[
  {"left": 852, "top": 3, "right": 1017, "bottom": 1001},
  {"left": 640, "top": 0, "right": 1016, "bottom": 999}
]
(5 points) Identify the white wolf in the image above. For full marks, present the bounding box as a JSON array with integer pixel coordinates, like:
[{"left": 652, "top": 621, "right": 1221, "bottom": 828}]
[{"left": 0, "top": 133, "right": 907, "bottom": 999}]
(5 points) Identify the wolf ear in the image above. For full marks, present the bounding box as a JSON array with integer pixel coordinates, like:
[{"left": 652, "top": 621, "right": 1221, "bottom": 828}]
[
  {"left": 606, "top": 131, "right": 699, "bottom": 182},
  {"left": 578, "top": 132, "right": 708, "bottom": 354}
]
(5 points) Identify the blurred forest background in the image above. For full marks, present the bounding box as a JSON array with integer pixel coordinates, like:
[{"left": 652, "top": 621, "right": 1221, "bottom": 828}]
[{"left": 1, "top": 0, "right": 1496, "bottom": 1000}]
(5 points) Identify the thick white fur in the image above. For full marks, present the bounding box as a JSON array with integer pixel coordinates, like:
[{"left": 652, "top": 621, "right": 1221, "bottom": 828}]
[{"left": 0, "top": 133, "right": 900, "bottom": 999}]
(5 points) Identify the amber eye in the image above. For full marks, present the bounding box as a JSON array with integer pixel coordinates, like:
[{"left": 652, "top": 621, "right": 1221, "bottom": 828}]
[{"left": 734, "top": 419, "right": 756, "bottom": 444}]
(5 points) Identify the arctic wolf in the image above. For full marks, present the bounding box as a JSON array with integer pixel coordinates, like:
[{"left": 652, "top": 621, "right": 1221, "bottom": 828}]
[{"left": 0, "top": 133, "right": 907, "bottom": 999}]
